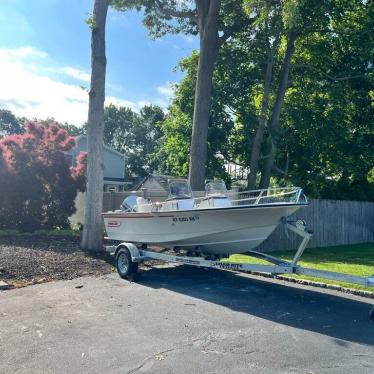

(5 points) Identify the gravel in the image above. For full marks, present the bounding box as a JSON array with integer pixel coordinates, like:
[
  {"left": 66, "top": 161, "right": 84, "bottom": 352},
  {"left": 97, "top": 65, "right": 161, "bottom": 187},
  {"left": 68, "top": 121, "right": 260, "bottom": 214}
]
[{"left": 0, "top": 235, "right": 115, "bottom": 288}]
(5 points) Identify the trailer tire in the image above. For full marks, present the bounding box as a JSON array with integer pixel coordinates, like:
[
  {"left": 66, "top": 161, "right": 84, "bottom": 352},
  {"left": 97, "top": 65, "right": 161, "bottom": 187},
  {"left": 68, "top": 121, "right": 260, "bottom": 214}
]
[{"left": 115, "top": 247, "right": 138, "bottom": 279}]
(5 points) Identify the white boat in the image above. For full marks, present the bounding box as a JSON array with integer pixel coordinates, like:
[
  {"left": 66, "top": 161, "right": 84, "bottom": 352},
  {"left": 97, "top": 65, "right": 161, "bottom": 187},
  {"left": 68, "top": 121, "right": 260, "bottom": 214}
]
[{"left": 103, "top": 180, "right": 308, "bottom": 255}]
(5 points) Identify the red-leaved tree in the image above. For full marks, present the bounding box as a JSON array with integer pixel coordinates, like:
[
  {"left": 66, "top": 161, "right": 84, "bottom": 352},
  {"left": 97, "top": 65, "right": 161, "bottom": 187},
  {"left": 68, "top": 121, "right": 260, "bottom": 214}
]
[{"left": 0, "top": 122, "right": 86, "bottom": 231}]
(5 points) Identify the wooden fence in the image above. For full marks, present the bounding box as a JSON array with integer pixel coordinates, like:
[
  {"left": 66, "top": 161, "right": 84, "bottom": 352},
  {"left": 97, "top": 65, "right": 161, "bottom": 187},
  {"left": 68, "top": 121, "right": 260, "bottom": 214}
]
[
  {"left": 257, "top": 199, "right": 374, "bottom": 252},
  {"left": 72, "top": 192, "right": 374, "bottom": 252}
]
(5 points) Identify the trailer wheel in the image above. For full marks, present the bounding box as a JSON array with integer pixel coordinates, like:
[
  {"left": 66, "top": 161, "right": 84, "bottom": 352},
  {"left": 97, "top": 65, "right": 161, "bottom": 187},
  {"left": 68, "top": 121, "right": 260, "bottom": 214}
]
[
  {"left": 370, "top": 306, "right": 374, "bottom": 322},
  {"left": 116, "top": 248, "right": 138, "bottom": 279}
]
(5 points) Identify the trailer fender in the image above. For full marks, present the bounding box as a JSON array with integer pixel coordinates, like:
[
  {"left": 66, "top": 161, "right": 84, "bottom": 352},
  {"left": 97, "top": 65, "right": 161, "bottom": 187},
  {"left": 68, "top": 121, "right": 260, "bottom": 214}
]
[{"left": 115, "top": 242, "right": 141, "bottom": 262}]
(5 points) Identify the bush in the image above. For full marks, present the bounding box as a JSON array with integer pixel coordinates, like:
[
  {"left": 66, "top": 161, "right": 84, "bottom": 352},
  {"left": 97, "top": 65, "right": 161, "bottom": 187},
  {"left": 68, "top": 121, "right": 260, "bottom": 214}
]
[{"left": 0, "top": 122, "right": 86, "bottom": 231}]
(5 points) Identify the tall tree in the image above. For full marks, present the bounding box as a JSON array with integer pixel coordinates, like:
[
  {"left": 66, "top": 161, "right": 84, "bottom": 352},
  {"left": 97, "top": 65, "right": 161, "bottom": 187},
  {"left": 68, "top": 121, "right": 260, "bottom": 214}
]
[
  {"left": 113, "top": 0, "right": 248, "bottom": 189},
  {"left": 152, "top": 52, "right": 233, "bottom": 182},
  {"left": 188, "top": 0, "right": 221, "bottom": 190},
  {"left": 278, "top": 0, "right": 374, "bottom": 201},
  {"left": 245, "top": 0, "right": 283, "bottom": 189},
  {"left": 219, "top": 0, "right": 332, "bottom": 189},
  {"left": 81, "top": 0, "right": 110, "bottom": 252},
  {"left": 242, "top": 0, "right": 304, "bottom": 189},
  {"left": 162, "top": 0, "right": 374, "bottom": 200}
]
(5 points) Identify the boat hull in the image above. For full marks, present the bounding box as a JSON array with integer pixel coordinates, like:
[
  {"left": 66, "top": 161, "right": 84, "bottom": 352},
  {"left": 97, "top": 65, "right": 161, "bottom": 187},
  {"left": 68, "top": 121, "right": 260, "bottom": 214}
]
[{"left": 103, "top": 203, "right": 306, "bottom": 255}]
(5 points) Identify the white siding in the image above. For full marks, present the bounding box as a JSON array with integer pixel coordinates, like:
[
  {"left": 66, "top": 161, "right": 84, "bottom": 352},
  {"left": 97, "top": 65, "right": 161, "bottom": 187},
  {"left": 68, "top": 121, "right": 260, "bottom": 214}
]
[{"left": 67, "top": 136, "right": 126, "bottom": 182}]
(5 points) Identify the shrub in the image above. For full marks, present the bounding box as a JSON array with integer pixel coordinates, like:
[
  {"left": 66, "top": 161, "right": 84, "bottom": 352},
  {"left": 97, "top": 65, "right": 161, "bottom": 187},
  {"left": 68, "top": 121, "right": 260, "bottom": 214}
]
[{"left": 0, "top": 122, "right": 86, "bottom": 231}]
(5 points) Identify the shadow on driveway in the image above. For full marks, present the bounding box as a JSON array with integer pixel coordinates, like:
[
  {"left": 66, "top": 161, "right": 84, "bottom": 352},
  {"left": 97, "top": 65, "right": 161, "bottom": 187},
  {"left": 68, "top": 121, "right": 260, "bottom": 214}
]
[{"left": 136, "top": 265, "right": 374, "bottom": 346}]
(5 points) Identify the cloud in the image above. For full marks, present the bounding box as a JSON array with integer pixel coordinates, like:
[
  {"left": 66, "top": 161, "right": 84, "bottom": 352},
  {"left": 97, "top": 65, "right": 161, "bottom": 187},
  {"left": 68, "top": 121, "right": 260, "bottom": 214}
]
[
  {"left": 106, "top": 96, "right": 152, "bottom": 112},
  {"left": 0, "top": 98, "right": 41, "bottom": 110},
  {"left": 0, "top": 47, "right": 90, "bottom": 124},
  {"left": 0, "top": 46, "right": 166, "bottom": 125},
  {"left": 60, "top": 66, "right": 91, "bottom": 83},
  {"left": 0, "top": 46, "right": 48, "bottom": 62},
  {"left": 157, "top": 82, "right": 175, "bottom": 100},
  {"left": 12, "top": 46, "right": 48, "bottom": 59}
]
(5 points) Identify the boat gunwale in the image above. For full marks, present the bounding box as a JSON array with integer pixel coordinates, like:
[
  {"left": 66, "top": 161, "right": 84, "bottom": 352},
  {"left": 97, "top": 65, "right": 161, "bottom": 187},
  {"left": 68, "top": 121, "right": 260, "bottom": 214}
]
[{"left": 102, "top": 202, "right": 308, "bottom": 219}]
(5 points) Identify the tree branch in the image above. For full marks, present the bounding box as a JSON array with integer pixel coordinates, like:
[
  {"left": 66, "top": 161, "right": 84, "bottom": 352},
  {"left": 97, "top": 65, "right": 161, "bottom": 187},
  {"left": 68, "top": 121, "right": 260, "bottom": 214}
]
[
  {"left": 155, "top": 0, "right": 197, "bottom": 23},
  {"left": 271, "top": 153, "right": 289, "bottom": 176},
  {"left": 219, "top": 16, "right": 253, "bottom": 47},
  {"left": 271, "top": 164, "right": 288, "bottom": 176},
  {"left": 259, "top": 152, "right": 272, "bottom": 160}
]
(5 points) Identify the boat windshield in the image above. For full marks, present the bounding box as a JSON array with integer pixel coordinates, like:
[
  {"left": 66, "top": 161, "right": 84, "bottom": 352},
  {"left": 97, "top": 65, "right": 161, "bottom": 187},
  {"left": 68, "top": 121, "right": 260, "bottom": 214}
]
[
  {"left": 205, "top": 180, "right": 228, "bottom": 197},
  {"left": 167, "top": 179, "right": 193, "bottom": 200}
]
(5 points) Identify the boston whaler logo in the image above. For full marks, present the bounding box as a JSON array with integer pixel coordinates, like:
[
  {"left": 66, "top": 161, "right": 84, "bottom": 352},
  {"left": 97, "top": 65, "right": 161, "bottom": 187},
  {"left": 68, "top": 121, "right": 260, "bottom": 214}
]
[{"left": 108, "top": 220, "right": 121, "bottom": 228}]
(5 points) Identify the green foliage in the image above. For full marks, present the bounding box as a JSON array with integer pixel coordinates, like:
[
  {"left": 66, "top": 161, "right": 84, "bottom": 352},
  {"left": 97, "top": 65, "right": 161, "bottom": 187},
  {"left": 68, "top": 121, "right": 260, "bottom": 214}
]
[
  {"left": 368, "top": 168, "right": 374, "bottom": 184},
  {"left": 0, "top": 122, "right": 86, "bottom": 232},
  {"left": 112, "top": 0, "right": 198, "bottom": 38},
  {"left": 85, "top": 12, "right": 97, "bottom": 30},
  {"left": 103, "top": 104, "right": 165, "bottom": 181},
  {"left": 112, "top": 0, "right": 251, "bottom": 41},
  {"left": 59, "top": 123, "right": 86, "bottom": 136},
  {"left": 0, "top": 110, "right": 86, "bottom": 137},
  {"left": 281, "top": 0, "right": 302, "bottom": 30},
  {"left": 0, "top": 109, "right": 24, "bottom": 136},
  {"left": 151, "top": 53, "right": 233, "bottom": 184},
  {"left": 159, "top": 0, "right": 374, "bottom": 200},
  {"left": 152, "top": 105, "right": 192, "bottom": 176},
  {"left": 277, "top": 0, "right": 374, "bottom": 200},
  {"left": 38, "top": 117, "right": 86, "bottom": 136}
]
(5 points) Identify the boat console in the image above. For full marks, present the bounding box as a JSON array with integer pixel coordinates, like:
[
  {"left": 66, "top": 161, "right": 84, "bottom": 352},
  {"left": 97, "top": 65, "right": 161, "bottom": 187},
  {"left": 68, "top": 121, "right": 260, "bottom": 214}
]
[
  {"left": 198, "top": 180, "right": 232, "bottom": 208},
  {"left": 161, "top": 179, "right": 195, "bottom": 211}
]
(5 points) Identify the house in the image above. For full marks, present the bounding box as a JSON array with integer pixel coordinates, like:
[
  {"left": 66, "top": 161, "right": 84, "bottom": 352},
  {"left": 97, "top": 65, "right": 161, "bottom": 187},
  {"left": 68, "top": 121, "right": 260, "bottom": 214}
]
[
  {"left": 134, "top": 173, "right": 181, "bottom": 192},
  {"left": 225, "top": 161, "right": 249, "bottom": 186},
  {"left": 67, "top": 135, "right": 128, "bottom": 192}
]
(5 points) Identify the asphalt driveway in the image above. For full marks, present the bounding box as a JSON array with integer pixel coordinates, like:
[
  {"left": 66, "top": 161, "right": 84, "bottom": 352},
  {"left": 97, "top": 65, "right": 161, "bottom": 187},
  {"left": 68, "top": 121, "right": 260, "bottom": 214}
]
[{"left": 1, "top": 265, "right": 373, "bottom": 374}]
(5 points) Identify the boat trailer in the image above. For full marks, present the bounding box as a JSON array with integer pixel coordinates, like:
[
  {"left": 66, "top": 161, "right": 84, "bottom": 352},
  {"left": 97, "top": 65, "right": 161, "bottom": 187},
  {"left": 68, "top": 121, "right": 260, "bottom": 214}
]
[{"left": 105, "top": 219, "right": 374, "bottom": 320}]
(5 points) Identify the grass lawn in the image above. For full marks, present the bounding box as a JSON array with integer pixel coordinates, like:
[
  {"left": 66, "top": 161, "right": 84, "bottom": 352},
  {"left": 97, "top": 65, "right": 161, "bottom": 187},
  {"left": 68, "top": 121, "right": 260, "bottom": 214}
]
[{"left": 226, "top": 243, "right": 374, "bottom": 291}]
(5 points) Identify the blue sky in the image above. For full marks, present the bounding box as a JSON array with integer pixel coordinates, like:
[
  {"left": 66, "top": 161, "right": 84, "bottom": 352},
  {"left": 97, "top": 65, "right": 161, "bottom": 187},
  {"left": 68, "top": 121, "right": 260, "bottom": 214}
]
[{"left": 0, "top": 0, "right": 198, "bottom": 125}]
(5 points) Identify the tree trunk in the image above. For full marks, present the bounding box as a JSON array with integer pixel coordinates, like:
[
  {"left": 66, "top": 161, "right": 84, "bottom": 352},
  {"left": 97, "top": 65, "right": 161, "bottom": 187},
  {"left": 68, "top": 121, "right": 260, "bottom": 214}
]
[
  {"left": 81, "top": 0, "right": 109, "bottom": 252},
  {"left": 188, "top": 0, "right": 221, "bottom": 191},
  {"left": 259, "top": 138, "right": 274, "bottom": 188},
  {"left": 260, "top": 30, "right": 296, "bottom": 189},
  {"left": 247, "top": 45, "right": 274, "bottom": 190}
]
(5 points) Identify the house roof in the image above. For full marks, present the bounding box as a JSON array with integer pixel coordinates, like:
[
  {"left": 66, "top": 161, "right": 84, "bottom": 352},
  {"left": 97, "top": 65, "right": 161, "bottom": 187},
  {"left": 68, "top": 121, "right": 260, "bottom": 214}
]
[
  {"left": 134, "top": 174, "right": 183, "bottom": 191},
  {"left": 75, "top": 135, "right": 127, "bottom": 159}
]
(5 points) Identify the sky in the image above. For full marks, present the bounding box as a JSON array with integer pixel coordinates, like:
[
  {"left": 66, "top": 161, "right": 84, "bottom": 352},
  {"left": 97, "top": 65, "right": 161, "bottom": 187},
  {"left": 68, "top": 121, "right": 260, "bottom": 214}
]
[{"left": 0, "top": 0, "right": 198, "bottom": 125}]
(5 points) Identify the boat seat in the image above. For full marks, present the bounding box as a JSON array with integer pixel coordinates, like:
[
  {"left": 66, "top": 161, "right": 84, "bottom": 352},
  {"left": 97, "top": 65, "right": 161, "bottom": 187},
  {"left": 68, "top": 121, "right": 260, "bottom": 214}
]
[{"left": 136, "top": 197, "right": 152, "bottom": 213}]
